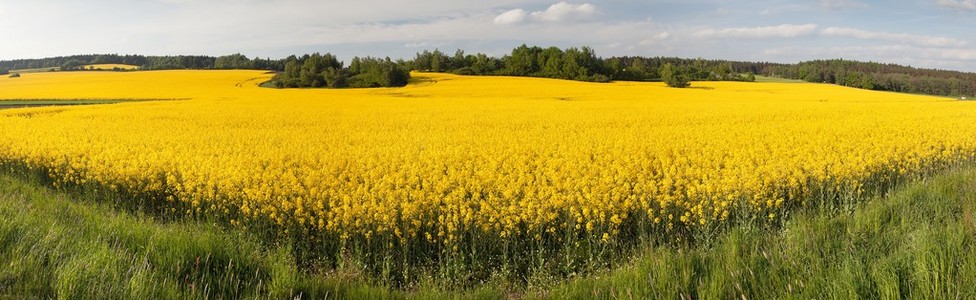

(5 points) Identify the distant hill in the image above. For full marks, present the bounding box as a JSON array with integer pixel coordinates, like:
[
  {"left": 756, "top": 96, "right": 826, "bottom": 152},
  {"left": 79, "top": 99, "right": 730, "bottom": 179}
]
[{"left": 2, "top": 48, "right": 975, "bottom": 97}]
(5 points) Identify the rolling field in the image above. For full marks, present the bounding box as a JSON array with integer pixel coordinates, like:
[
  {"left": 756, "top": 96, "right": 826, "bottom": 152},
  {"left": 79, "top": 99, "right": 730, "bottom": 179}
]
[
  {"left": 0, "top": 70, "right": 261, "bottom": 100},
  {"left": 1, "top": 70, "right": 976, "bottom": 286}
]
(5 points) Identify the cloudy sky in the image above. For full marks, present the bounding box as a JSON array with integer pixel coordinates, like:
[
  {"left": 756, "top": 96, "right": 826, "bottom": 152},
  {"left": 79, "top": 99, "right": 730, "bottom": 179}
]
[{"left": 1, "top": 0, "right": 976, "bottom": 71}]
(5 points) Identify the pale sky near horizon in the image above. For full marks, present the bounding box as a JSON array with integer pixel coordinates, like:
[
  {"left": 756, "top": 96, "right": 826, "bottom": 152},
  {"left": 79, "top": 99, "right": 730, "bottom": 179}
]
[{"left": 1, "top": 0, "right": 976, "bottom": 71}]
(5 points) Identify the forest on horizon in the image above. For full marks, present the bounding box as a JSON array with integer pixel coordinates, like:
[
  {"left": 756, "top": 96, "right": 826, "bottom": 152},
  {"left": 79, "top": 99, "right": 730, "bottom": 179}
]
[{"left": 2, "top": 45, "right": 974, "bottom": 97}]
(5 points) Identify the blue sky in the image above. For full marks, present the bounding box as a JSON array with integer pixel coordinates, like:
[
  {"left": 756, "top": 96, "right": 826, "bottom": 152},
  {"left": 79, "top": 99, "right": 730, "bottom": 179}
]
[{"left": 1, "top": 0, "right": 975, "bottom": 71}]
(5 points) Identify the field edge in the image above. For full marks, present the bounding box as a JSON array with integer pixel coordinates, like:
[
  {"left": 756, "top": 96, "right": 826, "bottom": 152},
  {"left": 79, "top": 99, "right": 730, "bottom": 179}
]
[{"left": 2, "top": 164, "right": 976, "bottom": 298}]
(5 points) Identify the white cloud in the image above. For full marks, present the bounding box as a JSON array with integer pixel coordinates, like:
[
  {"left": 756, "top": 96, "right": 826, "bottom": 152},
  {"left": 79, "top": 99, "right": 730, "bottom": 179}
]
[
  {"left": 639, "top": 32, "right": 670, "bottom": 46},
  {"left": 694, "top": 24, "right": 818, "bottom": 39},
  {"left": 530, "top": 2, "right": 596, "bottom": 22},
  {"left": 493, "top": 9, "right": 527, "bottom": 25},
  {"left": 311, "top": 16, "right": 660, "bottom": 48},
  {"left": 820, "top": 27, "right": 967, "bottom": 47},
  {"left": 819, "top": 0, "right": 867, "bottom": 10},
  {"left": 493, "top": 2, "right": 597, "bottom": 25},
  {"left": 936, "top": 0, "right": 976, "bottom": 11},
  {"left": 2, "top": 0, "right": 976, "bottom": 72}
]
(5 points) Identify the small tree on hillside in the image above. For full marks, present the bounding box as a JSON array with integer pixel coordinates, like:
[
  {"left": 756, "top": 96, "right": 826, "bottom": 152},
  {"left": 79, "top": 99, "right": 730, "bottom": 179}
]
[
  {"left": 61, "top": 59, "right": 85, "bottom": 71},
  {"left": 660, "top": 63, "right": 690, "bottom": 88}
]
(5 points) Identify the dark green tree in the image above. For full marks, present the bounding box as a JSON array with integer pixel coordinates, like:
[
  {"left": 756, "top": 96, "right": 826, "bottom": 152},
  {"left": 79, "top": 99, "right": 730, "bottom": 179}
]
[
  {"left": 465, "top": 53, "right": 498, "bottom": 75},
  {"left": 347, "top": 57, "right": 410, "bottom": 88},
  {"left": 430, "top": 49, "right": 446, "bottom": 72},
  {"left": 451, "top": 49, "right": 467, "bottom": 70},
  {"left": 711, "top": 62, "right": 734, "bottom": 80},
  {"left": 214, "top": 53, "right": 254, "bottom": 69},
  {"left": 61, "top": 59, "right": 85, "bottom": 71},
  {"left": 275, "top": 59, "right": 302, "bottom": 88},
  {"left": 660, "top": 63, "right": 690, "bottom": 88},
  {"left": 505, "top": 44, "right": 540, "bottom": 76},
  {"left": 539, "top": 47, "right": 564, "bottom": 78},
  {"left": 745, "top": 72, "right": 756, "bottom": 82},
  {"left": 321, "top": 67, "right": 347, "bottom": 88}
]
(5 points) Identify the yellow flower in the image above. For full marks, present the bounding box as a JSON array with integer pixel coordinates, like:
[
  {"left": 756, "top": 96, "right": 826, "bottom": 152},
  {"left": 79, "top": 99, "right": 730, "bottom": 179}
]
[{"left": 0, "top": 70, "right": 974, "bottom": 250}]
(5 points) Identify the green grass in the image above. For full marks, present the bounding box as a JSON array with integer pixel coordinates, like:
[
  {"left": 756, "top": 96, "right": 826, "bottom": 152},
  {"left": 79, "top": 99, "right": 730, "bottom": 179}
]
[
  {"left": 2, "top": 165, "right": 976, "bottom": 298},
  {"left": 0, "top": 100, "right": 126, "bottom": 110},
  {"left": 533, "top": 167, "right": 976, "bottom": 299},
  {"left": 0, "top": 100, "right": 125, "bottom": 105},
  {"left": 754, "top": 75, "right": 806, "bottom": 83},
  {"left": 0, "top": 99, "right": 186, "bottom": 110},
  {"left": 0, "top": 173, "right": 303, "bottom": 298},
  {"left": 8, "top": 67, "right": 60, "bottom": 74},
  {"left": 0, "top": 171, "right": 496, "bottom": 299}
]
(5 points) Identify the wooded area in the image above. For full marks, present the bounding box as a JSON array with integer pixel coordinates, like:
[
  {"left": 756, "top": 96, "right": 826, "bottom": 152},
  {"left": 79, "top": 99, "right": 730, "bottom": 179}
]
[
  {"left": 2, "top": 46, "right": 973, "bottom": 95},
  {"left": 269, "top": 54, "right": 410, "bottom": 88}
]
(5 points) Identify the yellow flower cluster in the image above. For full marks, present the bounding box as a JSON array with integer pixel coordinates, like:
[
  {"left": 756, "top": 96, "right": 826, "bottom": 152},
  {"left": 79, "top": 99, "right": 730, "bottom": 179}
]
[{"left": 1, "top": 70, "right": 975, "bottom": 248}]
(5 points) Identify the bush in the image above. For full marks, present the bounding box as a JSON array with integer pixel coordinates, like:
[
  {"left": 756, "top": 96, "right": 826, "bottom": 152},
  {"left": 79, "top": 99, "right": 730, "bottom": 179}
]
[
  {"left": 660, "top": 63, "right": 690, "bottom": 88},
  {"left": 590, "top": 73, "right": 611, "bottom": 83},
  {"left": 454, "top": 67, "right": 476, "bottom": 76}
]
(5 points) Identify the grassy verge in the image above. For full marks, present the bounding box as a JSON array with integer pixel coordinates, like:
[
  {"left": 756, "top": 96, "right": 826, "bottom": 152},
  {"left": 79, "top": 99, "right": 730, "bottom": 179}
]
[
  {"left": 0, "top": 173, "right": 302, "bottom": 298},
  {"left": 0, "top": 100, "right": 127, "bottom": 110},
  {"left": 0, "top": 99, "right": 186, "bottom": 110},
  {"left": 753, "top": 75, "right": 806, "bottom": 83},
  {"left": 2, "top": 166, "right": 976, "bottom": 298},
  {"left": 534, "top": 167, "right": 976, "bottom": 299},
  {"left": 8, "top": 67, "right": 60, "bottom": 74},
  {"left": 0, "top": 171, "right": 496, "bottom": 299},
  {"left": 0, "top": 100, "right": 127, "bottom": 105}
]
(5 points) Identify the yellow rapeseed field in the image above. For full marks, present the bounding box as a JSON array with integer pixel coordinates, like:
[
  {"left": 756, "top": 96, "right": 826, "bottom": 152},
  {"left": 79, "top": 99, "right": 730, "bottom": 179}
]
[
  {"left": 0, "top": 70, "right": 266, "bottom": 100},
  {"left": 1, "top": 70, "right": 975, "bottom": 267}
]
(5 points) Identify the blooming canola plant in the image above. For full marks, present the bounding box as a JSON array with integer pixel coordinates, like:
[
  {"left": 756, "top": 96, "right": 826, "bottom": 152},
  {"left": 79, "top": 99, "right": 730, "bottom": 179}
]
[{"left": 1, "top": 70, "right": 975, "bottom": 267}]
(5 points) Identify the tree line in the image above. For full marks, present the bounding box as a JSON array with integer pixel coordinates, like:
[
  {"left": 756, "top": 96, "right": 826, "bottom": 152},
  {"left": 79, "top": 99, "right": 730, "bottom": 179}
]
[
  {"left": 269, "top": 53, "right": 410, "bottom": 88},
  {"left": 763, "top": 60, "right": 976, "bottom": 97},
  {"left": 413, "top": 46, "right": 610, "bottom": 82},
  {"left": 1, "top": 54, "right": 187, "bottom": 71},
  {"left": 2, "top": 47, "right": 974, "bottom": 96},
  {"left": 0, "top": 53, "right": 410, "bottom": 88},
  {"left": 410, "top": 45, "right": 756, "bottom": 85},
  {"left": 411, "top": 46, "right": 973, "bottom": 96},
  {"left": 0, "top": 54, "right": 289, "bottom": 72}
]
